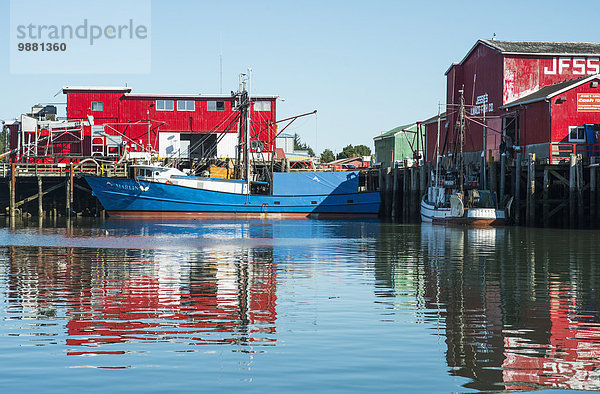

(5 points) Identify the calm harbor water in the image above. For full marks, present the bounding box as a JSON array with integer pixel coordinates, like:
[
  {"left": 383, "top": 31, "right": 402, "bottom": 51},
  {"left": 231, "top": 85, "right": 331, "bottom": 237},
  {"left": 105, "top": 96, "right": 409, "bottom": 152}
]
[{"left": 1, "top": 218, "right": 600, "bottom": 392}]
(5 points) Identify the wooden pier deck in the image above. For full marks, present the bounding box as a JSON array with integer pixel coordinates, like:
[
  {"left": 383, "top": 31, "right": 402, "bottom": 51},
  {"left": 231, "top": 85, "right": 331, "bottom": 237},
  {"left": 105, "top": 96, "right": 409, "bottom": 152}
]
[{"left": 1, "top": 161, "right": 126, "bottom": 221}]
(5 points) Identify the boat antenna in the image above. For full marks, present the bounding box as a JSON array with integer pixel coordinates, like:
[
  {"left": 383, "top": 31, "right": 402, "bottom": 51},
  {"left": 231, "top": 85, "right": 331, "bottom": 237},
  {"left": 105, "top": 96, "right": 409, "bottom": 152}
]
[{"left": 458, "top": 88, "right": 465, "bottom": 195}]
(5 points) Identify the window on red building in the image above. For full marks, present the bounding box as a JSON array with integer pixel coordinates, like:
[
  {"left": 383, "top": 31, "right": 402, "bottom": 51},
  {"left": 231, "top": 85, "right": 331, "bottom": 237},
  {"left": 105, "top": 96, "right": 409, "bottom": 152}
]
[
  {"left": 254, "top": 101, "right": 271, "bottom": 111},
  {"left": 156, "top": 100, "right": 174, "bottom": 111},
  {"left": 177, "top": 100, "right": 195, "bottom": 111},
  {"left": 91, "top": 101, "right": 103, "bottom": 111},
  {"left": 207, "top": 101, "right": 225, "bottom": 111},
  {"left": 569, "top": 126, "right": 586, "bottom": 142}
]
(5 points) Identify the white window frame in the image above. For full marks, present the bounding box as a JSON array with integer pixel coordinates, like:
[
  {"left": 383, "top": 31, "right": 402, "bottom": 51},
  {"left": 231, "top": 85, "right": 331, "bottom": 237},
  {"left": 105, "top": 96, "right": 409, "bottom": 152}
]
[
  {"left": 91, "top": 101, "right": 103, "bottom": 111},
  {"left": 156, "top": 100, "right": 174, "bottom": 111},
  {"left": 207, "top": 101, "right": 225, "bottom": 111},
  {"left": 568, "top": 126, "right": 586, "bottom": 142},
  {"left": 177, "top": 100, "right": 195, "bottom": 111}
]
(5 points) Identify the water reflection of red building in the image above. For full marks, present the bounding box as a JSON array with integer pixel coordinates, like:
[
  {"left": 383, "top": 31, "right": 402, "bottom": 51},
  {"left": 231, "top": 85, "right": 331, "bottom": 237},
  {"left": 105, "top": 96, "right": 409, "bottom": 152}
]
[
  {"left": 502, "top": 281, "right": 600, "bottom": 391},
  {"left": 416, "top": 226, "right": 600, "bottom": 392},
  {"left": 7, "top": 246, "right": 277, "bottom": 354}
]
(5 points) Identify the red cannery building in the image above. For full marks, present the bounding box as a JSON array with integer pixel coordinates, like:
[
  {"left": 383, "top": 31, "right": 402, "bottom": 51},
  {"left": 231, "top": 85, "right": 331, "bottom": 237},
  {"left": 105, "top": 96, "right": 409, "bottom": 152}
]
[
  {"left": 432, "top": 40, "right": 600, "bottom": 164},
  {"left": 10, "top": 86, "right": 278, "bottom": 163}
]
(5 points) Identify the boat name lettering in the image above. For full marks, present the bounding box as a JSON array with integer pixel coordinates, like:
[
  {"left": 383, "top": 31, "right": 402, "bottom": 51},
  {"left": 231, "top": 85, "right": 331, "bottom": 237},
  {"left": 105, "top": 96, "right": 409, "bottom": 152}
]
[{"left": 109, "top": 182, "right": 144, "bottom": 192}]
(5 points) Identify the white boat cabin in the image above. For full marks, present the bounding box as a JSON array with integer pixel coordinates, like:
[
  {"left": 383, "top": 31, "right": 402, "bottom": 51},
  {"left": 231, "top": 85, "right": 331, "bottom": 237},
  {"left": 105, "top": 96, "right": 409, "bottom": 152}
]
[
  {"left": 129, "top": 165, "right": 249, "bottom": 194},
  {"left": 131, "top": 166, "right": 187, "bottom": 183}
]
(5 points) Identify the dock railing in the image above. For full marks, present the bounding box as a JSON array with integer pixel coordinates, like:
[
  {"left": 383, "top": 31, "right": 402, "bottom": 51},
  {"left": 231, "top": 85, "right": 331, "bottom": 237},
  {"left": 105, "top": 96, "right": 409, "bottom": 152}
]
[
  {"left": 550, "top": 143, "right": 600, "bottom": 164},
  {"left": 0, "top": 160, "right": 127, "bottom": 178}
]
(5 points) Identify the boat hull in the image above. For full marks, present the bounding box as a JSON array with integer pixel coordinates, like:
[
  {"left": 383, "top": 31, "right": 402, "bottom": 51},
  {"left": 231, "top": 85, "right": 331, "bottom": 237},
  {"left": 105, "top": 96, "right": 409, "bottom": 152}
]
[
  {"left": 420, "top": 198, "right": 506, "bottom": 226},
  {"left": 85, "top": 175, "right": 381, "bottom": 219}
]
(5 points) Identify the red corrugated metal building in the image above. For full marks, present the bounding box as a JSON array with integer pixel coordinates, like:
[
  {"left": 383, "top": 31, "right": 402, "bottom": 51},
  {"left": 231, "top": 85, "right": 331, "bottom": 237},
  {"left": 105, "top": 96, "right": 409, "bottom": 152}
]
[
  {"left": 64, "top": 86, "right": 278, "bottom": 158},
  {"left": 421, "top": 112, "right": 446, "bottom": 163},
  {"left": 10, "top": 86, "right": 278, "bottom": 163},
  {"left": 438, "top": 40, "right": 600, "bottom": 163}
]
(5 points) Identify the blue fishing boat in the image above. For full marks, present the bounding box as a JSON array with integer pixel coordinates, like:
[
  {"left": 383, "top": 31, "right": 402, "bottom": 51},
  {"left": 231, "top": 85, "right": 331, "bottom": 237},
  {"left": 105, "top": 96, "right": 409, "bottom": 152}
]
[
  {"left": 84, "top": 71, "right": 380, "bottom": 219},
  {"left": 85, "top": 168, "right": 380, "bottom": 219}
]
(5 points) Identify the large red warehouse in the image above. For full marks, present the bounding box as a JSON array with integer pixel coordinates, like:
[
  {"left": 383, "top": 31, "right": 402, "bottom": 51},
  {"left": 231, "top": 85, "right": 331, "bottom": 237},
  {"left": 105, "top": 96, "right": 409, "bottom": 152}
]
[
  {"left": 10, "top": 86, "right": 278, "bottom": 163},
  {"left": 435, "top": 40, "right": 600, "bottom": 163}
]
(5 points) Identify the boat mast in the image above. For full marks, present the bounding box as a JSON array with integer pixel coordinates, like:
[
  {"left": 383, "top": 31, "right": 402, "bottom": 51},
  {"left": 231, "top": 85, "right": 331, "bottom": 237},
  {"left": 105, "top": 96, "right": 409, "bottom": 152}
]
[
  {"left": 457, "top": 89, "right": 465, "bottom": 194},
  {"left": 435, "top": 104, "right": 441, "bottom": 188},
  {"left": 246, "top": 68, "right": 252, "bottom": 187}
]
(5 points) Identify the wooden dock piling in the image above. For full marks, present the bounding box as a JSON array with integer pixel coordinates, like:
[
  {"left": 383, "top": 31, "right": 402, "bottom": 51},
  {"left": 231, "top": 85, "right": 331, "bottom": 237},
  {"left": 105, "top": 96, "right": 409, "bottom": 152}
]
[
  {"left": 515, "top": 152, "right": 522, "bottom": 225},
  {"left": 490, "top": 160, "right": 497, "bottom": 194},
  {"left": 577, "top": 154, "right": 584, "bottom": 226},
  {"left": 592, "top": 157, "right": 598, "bottom": 222},
  {"left": 543, "top": 167, "right": 550, "bottom": 228},
  {"left": 65, "top": 178, "right": 71, "bottom": 219},
  {"left": 570, "top": 154, "right": 577, "bottom": 228},
  {"left": 37, "top": 177, "right": 43, "bottom": 217},
  {"left": 9, "top": 163, "right": 15, "bottom": 223},
  {"left": 402, "top": 167, "right": 408, "bottom": 220},
  {"left": 527, "top": 153, "right": 535, "bottom": 226},
  {"left": 391, "top": 164, "right": 398, "bottom": 218},
  {"left": 420, "top": 164, "right": 427, "bottom": 198},
  {"left": 500, "top": 153, "right": 506, "bottom": 204},
  {"left": 385, "top": 167, "right": 392, "bottom": 216},
  {"left": 410, "top": 167, "right": 418, "bottom": 220}
]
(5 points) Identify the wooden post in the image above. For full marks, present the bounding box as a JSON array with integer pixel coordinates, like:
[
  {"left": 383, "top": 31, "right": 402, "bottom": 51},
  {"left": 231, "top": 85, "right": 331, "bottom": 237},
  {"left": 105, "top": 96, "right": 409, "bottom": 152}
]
[
  {"left": 9, "top": 162, "right": 16, "bottom": 223},
  {"left": 391, "top": 164, "right": 398, "bottom": 218},
  {"left": 490, "top": 160, "right": 497, "bottom": 194},
  {"left": 69, "top": 163, "right": 74, "bottom": 215},
  {"left": 592, "top": 156, "right": 598, "bottom": 223},
  {"left": 500, "top": 153, "right": 506, "bottom": 206},
  {"left": 515, "top": 152, "right": 522, "bottom": 225},
  {"left": 543, "top": 167, "right": 550, "bottom": 228},
  {"left": 52, "top": 191, "right": 57, "bottom": 218},
  {"left": 378, "top": 167, "right": 384, "bottom": 203},
  {"left": 65, "top": 178, "right": 71, "bottom": 219},
  {"left": 420, "top": 163, "right": 427, "bottom": 197},
  {"left": 527, "top": 153, "right": 535, "bottom": 226},
  {"left": 37, "top": 176, "right": 43, "bottom": 217},
  {"left": 570, "top": 154, "right": 576, "bottom": 228},
  {"left": 402, "top": 166, "right": 408, "bottom": 220},
  {"left": 410, "top": 167, "right": 418, "bottom": 220},
  {"left": 577, "top": 154, "right": 584, "bottom": 227}
]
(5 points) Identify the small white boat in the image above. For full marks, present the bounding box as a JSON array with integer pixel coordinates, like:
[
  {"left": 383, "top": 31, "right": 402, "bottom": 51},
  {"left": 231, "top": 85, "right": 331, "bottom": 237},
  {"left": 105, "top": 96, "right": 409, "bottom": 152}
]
[
  {"left": 421, "top": 186, "right": 506, "bottom": 226},
  {"left": 421, "top": 88, "right": 507, "bottom": 227}
]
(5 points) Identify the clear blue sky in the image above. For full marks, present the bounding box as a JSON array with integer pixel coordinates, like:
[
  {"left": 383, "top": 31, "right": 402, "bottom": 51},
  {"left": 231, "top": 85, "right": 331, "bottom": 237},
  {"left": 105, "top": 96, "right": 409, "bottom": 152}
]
[{"left": 1, "top": 0, "right": 598, "bottom": 155}]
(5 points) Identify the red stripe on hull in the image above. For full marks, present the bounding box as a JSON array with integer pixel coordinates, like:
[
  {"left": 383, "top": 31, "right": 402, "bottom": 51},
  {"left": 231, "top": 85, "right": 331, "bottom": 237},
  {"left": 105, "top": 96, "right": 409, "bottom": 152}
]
[{"left": 106, "top": 211, "right": 380, "bottom": 220}]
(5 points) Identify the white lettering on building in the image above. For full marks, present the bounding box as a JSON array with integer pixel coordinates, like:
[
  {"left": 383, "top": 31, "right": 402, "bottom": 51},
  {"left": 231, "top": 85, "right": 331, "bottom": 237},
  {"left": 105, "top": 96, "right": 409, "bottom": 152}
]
[
  {"left": 544, "top": 57, "right": 600, "bottom": 75},
  {"left": 470, "top": 93, "right": 493, "bottom": 115}
]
